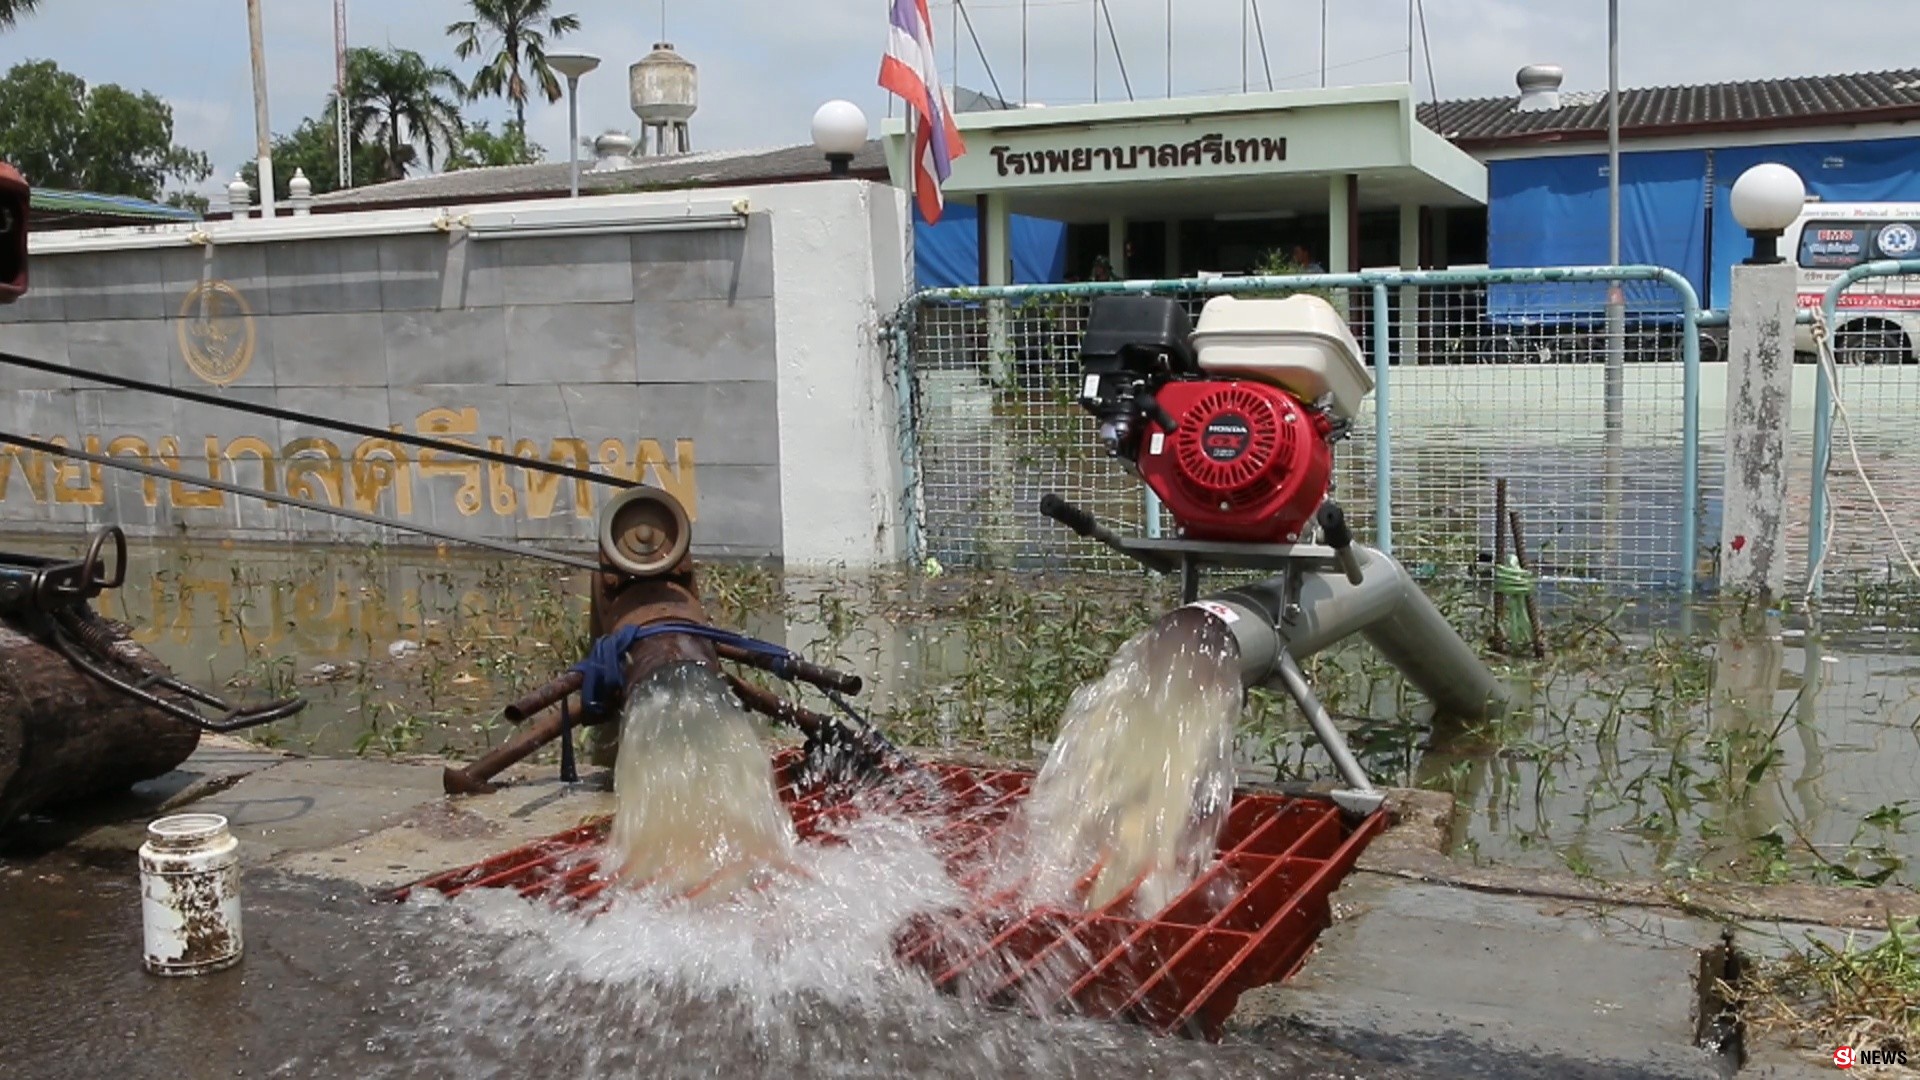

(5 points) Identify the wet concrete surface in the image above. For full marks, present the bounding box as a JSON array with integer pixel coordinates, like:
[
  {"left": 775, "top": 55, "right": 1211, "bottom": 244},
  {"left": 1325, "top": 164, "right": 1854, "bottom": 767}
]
[
  {"left": 0, "top": 851, "right": 1410, "bottom": 1080},
  {"left": 0, "top": 744, "right": 1845, "bottom": 1079}
]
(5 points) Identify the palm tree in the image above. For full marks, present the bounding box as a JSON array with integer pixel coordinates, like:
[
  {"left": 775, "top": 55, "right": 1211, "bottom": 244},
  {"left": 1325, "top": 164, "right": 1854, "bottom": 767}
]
[
  {"left": 0, "top": 0, "right": 42, "bottom": 30},
  {"left": 447, "top": 0, "right": 581, "bottom": 130},
  {"left": 345, "top": 47, "right": 466, "bottom": 182}
]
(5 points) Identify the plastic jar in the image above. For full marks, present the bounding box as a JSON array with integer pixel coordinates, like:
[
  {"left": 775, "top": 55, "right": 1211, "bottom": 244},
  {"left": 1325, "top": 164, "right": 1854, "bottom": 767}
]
[{"left": 139, "top": 812, "right": 243, "bottom": 976}]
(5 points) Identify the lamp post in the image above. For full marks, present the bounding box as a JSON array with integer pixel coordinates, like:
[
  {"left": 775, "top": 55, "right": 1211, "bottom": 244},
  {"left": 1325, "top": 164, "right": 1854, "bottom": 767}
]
[
  {"left": 1730, "top": 162, "right": 1806, "bottom": 265},
  {"left": 1721, "top": 162, "right": 1807, "bottom": 600},
  {"left": 546, "top": 52, "right": 601, "bottom": 198},
  {"left": 811, "top": 100, "right": 868, "bottom": 177}
]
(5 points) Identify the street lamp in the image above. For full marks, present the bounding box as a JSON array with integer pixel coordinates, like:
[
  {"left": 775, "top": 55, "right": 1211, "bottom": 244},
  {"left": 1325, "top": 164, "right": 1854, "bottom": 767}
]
[
  {"left": 1730, "top": 163, "right": 1807, "bottom": 265},
  {"left": 546, "top": 51, "right": 602, "bottom": 198},
  {"left": 811, "top": 100, "right": 868, "bottom": 177}
]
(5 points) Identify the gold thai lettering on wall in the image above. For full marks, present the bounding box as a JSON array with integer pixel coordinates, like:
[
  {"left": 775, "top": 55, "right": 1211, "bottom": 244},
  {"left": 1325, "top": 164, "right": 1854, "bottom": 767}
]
[
  {"left": 0, "top": 409, "right": 699, "bottom": 522},
  {"left": 987, "top": 133, "right": 1287, "bottom": 178},
  {"left": 177, "top": 280, "right": 258, "bottom": 387}
]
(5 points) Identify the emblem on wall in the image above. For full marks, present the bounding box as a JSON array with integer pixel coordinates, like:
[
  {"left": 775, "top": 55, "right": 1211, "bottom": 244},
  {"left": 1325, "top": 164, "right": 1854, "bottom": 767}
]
[{"left": 176, "top": 280, "right": 257, "bottom": 386}]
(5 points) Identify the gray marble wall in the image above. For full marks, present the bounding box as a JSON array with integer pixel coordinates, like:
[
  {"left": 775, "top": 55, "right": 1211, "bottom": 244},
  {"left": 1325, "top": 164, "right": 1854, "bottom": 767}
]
[{"left": 0, "top": 216, "right": 782, "bottom": 557}]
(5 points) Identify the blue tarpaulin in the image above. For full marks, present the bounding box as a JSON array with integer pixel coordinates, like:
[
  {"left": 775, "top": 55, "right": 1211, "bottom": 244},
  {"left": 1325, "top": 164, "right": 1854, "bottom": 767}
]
[
  {"left": 1487, "top": 150, "right": 1708, "bottom": 324},
  {"left": 1705, "top": 136, "right": 1920, "bottom": 308},
  {"left": 913, "top": 202, "right": 1069, "bottom": 288}
]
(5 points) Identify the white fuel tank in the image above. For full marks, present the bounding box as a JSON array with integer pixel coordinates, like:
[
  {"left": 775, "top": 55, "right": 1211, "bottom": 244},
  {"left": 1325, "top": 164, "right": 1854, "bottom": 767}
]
[{"left": 1189, "top": 295, "right": 1374, "bottom": 420}]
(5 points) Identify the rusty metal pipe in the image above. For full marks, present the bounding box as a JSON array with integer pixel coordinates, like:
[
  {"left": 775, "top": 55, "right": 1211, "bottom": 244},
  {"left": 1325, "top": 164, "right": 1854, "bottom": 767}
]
[
  {"left": 501, "top": 640, "right": 865, "bottom": 725},
  {"left": 503, "top": 672, "right": 584, "bottom": 724},
  {"left": 443, "top": 699, "right": 595, "bottom": 795},
  {"left": 714, "top": 642, "right": 864, "bottom": 695}
]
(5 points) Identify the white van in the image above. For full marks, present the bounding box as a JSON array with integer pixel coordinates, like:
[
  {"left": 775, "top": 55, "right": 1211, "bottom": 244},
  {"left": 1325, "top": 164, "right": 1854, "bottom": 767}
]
[{"left": 1783, "top": 202, "right": 1920, "bottom": 362}]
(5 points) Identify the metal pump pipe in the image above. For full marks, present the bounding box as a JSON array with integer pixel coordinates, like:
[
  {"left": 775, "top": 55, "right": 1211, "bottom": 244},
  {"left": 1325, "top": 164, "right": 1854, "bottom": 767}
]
[{"left": 1194, "top": 545, "right": 1508, "bottom": 720}]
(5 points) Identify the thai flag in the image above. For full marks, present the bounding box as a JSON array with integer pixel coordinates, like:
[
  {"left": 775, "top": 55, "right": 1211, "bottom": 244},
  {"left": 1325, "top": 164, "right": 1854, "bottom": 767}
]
[{"left": 878, "top": 0, "right": 965, "bottom": 224}]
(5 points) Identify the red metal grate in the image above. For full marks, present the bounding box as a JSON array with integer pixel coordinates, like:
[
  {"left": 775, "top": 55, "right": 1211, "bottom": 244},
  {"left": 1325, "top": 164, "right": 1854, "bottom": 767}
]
[{"left": 394, "top": 752, "right": 1383, "bottom": 1040}]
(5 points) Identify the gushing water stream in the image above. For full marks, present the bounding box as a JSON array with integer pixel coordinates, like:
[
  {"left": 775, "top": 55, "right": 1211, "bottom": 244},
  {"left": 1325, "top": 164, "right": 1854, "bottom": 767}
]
[
  {"left": 610, "top": 663, "right": 800, "bottom": 899},
  {"left": 1006, "top": 609, "right": 1243, "bottom": 915}
]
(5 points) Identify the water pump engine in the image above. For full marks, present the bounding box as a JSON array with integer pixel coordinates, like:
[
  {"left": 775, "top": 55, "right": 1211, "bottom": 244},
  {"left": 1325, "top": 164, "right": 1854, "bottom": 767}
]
[
  {"left": 1057, "top": 290, "right": 1505, "bottom": 815},
  {"left": 1078, "top": 294, "right": 1371, "bottom": 544}
]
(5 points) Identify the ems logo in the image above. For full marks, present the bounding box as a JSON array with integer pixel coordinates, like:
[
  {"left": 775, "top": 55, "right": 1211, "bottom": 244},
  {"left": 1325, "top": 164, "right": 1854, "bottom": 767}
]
[{"left": 1877, "top": 222, "right": 1919, "bottom": 259}]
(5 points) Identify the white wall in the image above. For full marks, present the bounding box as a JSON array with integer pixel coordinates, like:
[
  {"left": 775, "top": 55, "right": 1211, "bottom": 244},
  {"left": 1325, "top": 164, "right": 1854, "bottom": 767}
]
[{"left": 758, "top": 180, "right": 912, "bottom": 569}]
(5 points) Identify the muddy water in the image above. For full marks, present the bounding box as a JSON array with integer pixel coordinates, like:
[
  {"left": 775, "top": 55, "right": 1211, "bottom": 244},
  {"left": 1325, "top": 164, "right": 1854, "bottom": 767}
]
[
  {"left": 1007, "top": 610, "right": 1242, "bottom": 915},
  {"left": 609, "top": 665, "right": 798, "bottom": 897},
  {"left": 11, "top": 532, "right": 1920, "bottom": 888},
  {"left": 0, "top": 853, "right": 1409, "bottom": 1079}
]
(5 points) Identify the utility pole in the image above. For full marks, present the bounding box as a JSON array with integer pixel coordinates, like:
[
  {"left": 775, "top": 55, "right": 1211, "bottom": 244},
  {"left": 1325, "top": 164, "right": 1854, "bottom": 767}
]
[
  {"left": 1605, "top": 0, "right": 1624, "bottom": 409},
  {"left": 246, "top": 0, "right": 275, "bottom": 218},
  {"left": 335, "top": 0, "right": 350, "bottom": 189}
]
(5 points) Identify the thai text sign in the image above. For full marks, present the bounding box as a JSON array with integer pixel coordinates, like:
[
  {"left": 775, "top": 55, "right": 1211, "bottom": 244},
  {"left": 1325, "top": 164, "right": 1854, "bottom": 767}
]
[
  {"left": 987, "top": 134, "right": 1287, "bottom": 178},
  {"left": 0, "top": 407, "right": 697, "bottom": 524}
]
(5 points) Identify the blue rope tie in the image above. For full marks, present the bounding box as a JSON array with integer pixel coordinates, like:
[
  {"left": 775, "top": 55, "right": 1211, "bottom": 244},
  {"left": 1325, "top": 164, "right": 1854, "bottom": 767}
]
[
  {"left": 569, "top": 621, "right": 802, "bottom": 716},
  {"left": 562, "top": 620, "right": 898, "bottom": 779}
]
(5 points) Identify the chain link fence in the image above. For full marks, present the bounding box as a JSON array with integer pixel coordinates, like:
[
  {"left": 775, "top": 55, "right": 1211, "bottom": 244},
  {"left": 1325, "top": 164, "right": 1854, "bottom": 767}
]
[
  {"left": 893, "top": 267, "right": 1707, "bottom": 593},
  {"left": 1805, "top": 260, "right": 1920, "bottom": 602}
]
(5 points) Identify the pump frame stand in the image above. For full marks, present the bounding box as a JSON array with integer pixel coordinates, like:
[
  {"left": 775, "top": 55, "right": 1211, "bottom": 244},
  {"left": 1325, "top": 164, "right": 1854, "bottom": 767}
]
[{"left": 1042, "top": 495, "right": 1387, "bottom": 815}]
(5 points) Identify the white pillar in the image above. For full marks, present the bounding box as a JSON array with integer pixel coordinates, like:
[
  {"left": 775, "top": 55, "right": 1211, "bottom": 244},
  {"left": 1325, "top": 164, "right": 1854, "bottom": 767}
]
[
  {"left": 983, "top": 194, "right": 1012, "bottom": 288},
  {"left": 1397, "top": 203, "right": 1421, "bottom": 365},
  {"left": 1720, "top": 261, "right": 1797, "bottom": 598},
  {"left": 1326, "top": 175, "right": 1352, "bottom": 274},
  {"left": 1108, "top": 214, "right": 1128, "bottom": 277}
]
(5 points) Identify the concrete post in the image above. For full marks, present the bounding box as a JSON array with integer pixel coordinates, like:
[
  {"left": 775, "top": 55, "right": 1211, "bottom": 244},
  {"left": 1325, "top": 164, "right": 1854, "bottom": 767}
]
[
  {"left": 1107, "top": 214, "right": 1128, "bottom": 277},
  {"left": 1720, "top": 260, "right": 1797, "bottom": 599},
  {"left": 1397, "top": 203, "right": 1421, "bottom": 365},
  {"left": 980, "top": 192, "right": 1016, "bottom": 561},
  {"left": 1326, "top": 174, "right": 1352, "bottom": 275}
]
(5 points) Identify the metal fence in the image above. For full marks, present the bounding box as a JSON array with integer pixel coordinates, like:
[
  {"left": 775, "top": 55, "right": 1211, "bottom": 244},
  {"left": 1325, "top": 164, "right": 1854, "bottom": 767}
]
[
  {"left": 1806, "top": 259, "right": 1920, "bottom": 600},
  {"left": 890, "top": 266, "right": 1707, "bottom": 594}
]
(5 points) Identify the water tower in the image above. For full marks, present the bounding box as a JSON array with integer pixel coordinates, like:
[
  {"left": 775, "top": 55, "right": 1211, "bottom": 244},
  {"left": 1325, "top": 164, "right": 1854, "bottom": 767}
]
[{"left": 630, "top": 42, "right": 697, "bottom": 156}]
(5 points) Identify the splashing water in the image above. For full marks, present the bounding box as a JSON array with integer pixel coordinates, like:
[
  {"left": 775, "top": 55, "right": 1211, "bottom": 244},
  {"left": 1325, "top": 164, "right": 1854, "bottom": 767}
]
[
  {"left": 1008, "top": 609, "right": 1243, "bottom": 915},
  {"left": 609, "top": 663, "right": 801, "bottom": 899}
]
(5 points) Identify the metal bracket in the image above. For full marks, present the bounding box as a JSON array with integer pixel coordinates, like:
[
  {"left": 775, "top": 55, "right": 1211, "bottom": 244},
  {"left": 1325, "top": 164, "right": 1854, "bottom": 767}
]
[{"left": 1269, "top": 649, "right": 1379, "bottom": 806}]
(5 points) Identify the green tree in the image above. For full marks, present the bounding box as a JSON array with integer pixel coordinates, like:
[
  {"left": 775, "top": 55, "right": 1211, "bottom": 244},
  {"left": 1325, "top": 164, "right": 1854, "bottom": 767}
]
[
  {"left": 447, "top": 0, "right": 580, "bottom": 130},
  {"left": 0, "top": 0, "right": 41, "bottom": 31},
  {"left": 0, "top": 60, "right": 211, "bottom": 201},
  {"left": 346, "top": 47, "right": 465, "bottom": 182},
  {"left": 238, "top": 107, "right": 387, "bottom": 200},
  {"left": 447, "top": 119, "right": 544, "bottom": 170}
]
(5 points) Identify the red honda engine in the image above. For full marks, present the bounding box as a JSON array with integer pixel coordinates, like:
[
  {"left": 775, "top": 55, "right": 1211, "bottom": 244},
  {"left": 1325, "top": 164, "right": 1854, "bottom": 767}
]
[
  {"left": 1075, "top": 294, "right": 1369, "bottom": 547},
  {"left": 1136, "top": 380, "right": 1334, "bottom": 543}
]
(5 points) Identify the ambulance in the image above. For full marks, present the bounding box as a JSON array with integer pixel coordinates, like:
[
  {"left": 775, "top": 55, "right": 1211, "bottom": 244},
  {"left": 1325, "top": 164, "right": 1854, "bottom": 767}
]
[{"left": 1784, "top": 202, "right": 1920, "bottom": 362}]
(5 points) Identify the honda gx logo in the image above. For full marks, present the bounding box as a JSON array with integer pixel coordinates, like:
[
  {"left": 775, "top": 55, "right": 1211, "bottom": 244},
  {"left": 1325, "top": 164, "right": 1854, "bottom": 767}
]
[{"left": 1836, "top": 1044, "right": 1909, "bottom": 1068}]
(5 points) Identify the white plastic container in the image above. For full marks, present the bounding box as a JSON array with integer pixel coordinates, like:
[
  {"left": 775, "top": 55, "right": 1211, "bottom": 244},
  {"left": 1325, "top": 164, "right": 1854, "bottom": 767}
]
[
  {"left": 1189, "top": 294, "right": 1374, "bottom": 420},
  {"left": 139, "top": 813, "right": 243, "bottom": 976}
]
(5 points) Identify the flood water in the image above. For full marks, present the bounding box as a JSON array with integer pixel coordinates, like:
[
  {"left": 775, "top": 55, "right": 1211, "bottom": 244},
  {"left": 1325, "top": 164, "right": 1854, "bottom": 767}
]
[
  {"left": 0, "top": 850, "right": 1409, "bottom": 1079},
  {"left": 10, "top": 531, "right": 1920, "bottom": 890}
]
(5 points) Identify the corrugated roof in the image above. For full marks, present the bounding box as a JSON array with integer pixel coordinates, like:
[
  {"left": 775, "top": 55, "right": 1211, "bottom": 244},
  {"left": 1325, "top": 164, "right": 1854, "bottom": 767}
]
[
  {"left": 1420, "top": 68, "right": 1920, "bottom": 147},
  {"left": 312, "top": 139, "right": 890, "bottom": 210},
  {"left": 30, "top": 187, "right": 200, "bottom": 221}
]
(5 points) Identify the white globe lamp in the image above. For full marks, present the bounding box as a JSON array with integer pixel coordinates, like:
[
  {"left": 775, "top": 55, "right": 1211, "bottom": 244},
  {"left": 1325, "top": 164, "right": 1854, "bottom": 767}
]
[
  {"left": 1729, "top": 163, "right": 1806, "bottom": 264},
  {"left": 811, "top": 100, "right": 868, "bottom": 177}
]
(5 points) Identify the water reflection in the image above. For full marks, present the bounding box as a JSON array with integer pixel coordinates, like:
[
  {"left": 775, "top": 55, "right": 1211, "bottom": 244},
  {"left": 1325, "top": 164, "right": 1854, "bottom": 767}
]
[{"left": 9, "top": 531, "right": 1919, "bottom": 888}]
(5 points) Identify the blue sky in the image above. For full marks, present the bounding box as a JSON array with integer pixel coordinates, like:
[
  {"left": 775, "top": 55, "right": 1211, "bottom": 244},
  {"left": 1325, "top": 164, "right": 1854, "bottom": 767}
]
[{"left": 3, "top": 0, "right": 1917, "bottom": 198}]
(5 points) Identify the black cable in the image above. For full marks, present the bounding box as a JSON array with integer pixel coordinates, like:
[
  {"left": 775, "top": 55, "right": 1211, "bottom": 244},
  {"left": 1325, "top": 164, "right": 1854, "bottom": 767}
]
[
  {"left": 0, "top": 429, "right": 604, "bottom": 571},
  {"left": 1251, "top": 0, "right": 1273, "bottom": 91},
  {"left": 0, "top": 350, "right": 636, "bottom": 491},
  {"left": 1098, "top": 0, "right": 1134, "bottom": 101},
  {"left": 1416, "top": 0, "right": 1440, "bottom": 106},
  {"left": 953, "top": 0, "right": 1011, "bottom": 108}
]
